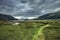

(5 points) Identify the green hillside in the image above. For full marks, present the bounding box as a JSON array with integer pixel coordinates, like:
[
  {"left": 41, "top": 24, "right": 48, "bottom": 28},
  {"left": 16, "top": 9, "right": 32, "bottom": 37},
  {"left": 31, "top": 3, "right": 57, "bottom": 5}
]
[{"left": 0, "top": 20, "right": 60, "bottom": 40}]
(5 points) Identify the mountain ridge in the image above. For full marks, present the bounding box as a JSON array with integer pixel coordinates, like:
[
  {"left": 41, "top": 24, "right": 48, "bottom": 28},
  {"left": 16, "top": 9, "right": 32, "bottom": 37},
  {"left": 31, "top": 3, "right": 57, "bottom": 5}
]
[
  {"left": 0, "top": 13, "right": 17, "bottom": 20},
  {"left": 34, "top": 11, "right": 60, "bottom": 20}
]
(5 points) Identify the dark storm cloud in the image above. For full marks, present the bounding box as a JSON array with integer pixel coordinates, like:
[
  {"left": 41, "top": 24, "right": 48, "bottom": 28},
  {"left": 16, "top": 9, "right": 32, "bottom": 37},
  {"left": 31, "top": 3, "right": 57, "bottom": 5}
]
[{"left": 0, "top": 0, "right": 60, "bottom": 17}]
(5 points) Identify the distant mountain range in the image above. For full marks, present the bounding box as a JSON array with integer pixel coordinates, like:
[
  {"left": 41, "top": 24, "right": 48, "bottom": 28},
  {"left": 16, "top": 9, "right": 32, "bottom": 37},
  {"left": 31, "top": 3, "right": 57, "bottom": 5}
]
[
  {"left": 0, "top": 11, "right": 60, "bottom": 20},
  {"left": 35, "top": 11, "right": 60, "bottom": 20},
  {"left": 0, "top": 13, "right": 17, "bottom": 20}
]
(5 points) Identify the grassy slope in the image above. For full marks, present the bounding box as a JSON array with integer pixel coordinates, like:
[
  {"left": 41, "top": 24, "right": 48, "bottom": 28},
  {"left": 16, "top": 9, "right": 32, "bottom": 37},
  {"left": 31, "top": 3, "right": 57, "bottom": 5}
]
[{"left": 0, "top": 20, "right": 60, "bottom": 40}]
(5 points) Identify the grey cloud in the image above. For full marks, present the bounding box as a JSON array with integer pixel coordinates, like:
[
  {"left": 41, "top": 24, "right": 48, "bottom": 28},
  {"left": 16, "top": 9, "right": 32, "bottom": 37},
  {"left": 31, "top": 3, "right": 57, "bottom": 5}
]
[{"left": 0, "top": 0, "right": 60, "bottom": 17}]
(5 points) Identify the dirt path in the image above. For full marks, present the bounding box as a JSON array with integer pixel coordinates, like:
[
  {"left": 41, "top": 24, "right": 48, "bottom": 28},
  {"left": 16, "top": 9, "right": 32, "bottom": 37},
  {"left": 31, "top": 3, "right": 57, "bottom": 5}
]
[{"left": 33, "top": 24, "right": 51, "bottom": 40}]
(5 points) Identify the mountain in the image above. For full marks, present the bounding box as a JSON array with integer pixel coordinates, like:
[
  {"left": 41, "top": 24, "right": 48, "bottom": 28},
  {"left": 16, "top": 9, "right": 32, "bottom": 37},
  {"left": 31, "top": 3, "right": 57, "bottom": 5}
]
[
  {"left": 0, "top": 13, "right": 17, "bottom": 20},
  {"left": 35, "top": 11, "right": 60, "bottom": 20}
]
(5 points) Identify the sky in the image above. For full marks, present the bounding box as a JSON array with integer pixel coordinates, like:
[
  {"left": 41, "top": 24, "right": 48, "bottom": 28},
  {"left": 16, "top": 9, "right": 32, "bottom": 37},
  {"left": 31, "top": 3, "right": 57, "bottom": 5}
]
[{"left": 0, "top": 0, "right": 60, "bottom": 19}]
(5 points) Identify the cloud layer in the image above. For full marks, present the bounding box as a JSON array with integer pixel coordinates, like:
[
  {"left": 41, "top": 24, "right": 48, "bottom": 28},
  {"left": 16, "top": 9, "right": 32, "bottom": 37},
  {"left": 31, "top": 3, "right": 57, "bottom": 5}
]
[{"left": 0, "top": 0, "right": 60, "bottom": 18}]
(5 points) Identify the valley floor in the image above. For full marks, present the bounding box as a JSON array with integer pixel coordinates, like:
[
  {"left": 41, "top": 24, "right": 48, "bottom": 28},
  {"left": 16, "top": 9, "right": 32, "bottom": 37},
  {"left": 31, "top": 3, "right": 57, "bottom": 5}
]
[{"left": 0, "top": 20, "right": 60, "bottom": 40}]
